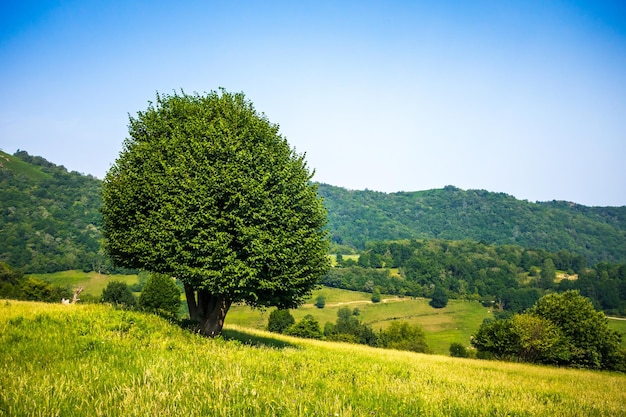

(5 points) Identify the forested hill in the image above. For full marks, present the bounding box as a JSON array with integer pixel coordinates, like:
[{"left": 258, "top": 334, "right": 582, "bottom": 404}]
[
  {"left": 1, "top": 150, "right": 625, "bottom": 273},
  {"left": 0, "top": 150, "right": 104, "bottom": 272},
  {"left": 318, "top": 184, "right": 626, "bottom": 264}
]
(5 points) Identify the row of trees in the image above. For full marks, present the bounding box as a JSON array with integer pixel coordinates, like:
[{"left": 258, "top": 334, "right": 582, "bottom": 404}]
[
  {"left": 267, "top": 307, "right": 430, "bottom": 353},
  {"left": 472, "top": 291, "right": 625, "bottom": 371},
  {"left": 325, "top": 239, "right": 626, "bottom": 316}
]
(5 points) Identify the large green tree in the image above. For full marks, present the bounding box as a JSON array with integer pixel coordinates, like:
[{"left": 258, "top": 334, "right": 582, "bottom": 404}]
[
  {"left": 529, "top": 290, "right": 622, "bottom": 369},
  {"left": 101, "top": 90, "right": 330, "bottom": 336}
]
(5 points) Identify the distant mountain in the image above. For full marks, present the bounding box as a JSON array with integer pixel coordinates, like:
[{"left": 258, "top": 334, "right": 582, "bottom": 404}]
[
  {"left": 1, "top": 150, "right": 625, "bottom": 273},
  {"left": 318, "top": 184, "right": 626, "bottom": 264}
]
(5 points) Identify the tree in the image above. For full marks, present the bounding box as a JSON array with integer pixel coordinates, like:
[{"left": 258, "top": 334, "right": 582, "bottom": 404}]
[
  {"left": 472, "top": 291, "right": 625, "bottom": 370},
  {"left": 267, "top": 309, "right": 295, "bottom": 334},
  {"left": 379, "top": 321, "right": 430, "bottom": 353},
  {"left": 371, "top": 288, "right": 381, "bottom": 303},
  {"left": 20, "top": 277, "right": 72, "bottom": 303},
  {"left": 529, "top": 290, "right": 622, "bottom": 369},
  {"left": 429, "top": 286, "right": 448, "bottom": 308},
  {"left": 101, "top": 281, "right": 136, "bottom": 307},
  {"left": 539, "top": 258, "right": 556, "bottom": 289},
  {"left": 285, "top": 314, "right": 323, "bottom": 339},
  {"left": 139, "top": 273, "right": 181, "bottom": 318},
  {"left": 449, "top": 342, "right": 469, "bottom": 358},
  {"left": 101, "top": 90, "right": 330, "bottom": 336},
  {"left": 314, "top": 295, "right": 326, "bottom": 308},
  {"left": 327, "top": 307, "right": 378, "bottom": 346},
  {"left": 471, "top": 318, "right": 519, "bottom": 360}
]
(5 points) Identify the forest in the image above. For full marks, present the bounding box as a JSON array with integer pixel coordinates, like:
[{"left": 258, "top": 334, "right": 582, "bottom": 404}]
[
  {"left": 319, "top": 183, "right": 626, "bottom": 264},
  {"left": 326, "top": 239, "right": 626, "bottom": 316}
]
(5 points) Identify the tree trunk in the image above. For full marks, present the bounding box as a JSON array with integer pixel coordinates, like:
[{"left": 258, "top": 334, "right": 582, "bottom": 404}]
[{"left": 184, "top": 283, "right": 232, "bottom": 337}]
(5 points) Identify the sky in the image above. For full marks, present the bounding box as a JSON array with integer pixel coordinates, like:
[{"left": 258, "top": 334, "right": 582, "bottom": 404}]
[{"left": 1, "top": 1, "right": 625, "bottom": 207}]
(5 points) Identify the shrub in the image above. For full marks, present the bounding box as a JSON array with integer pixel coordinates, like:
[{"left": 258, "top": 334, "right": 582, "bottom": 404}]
[
  {"left": 315, "top": 295, "right": 326, "bottom": 308},
  {"left": 379, "top": 321, "right": 430, "bottom": 353},
  {"left": 139, "top": 273, "right": 181, "bottom": 318},
  {"left": 267, "top": 309, "right": 295, "bottom": 333},
  {"left": 285, "top": 314, "right": 323, "bottom": 339},
  {"left": 449, "top": 342, "right": 469, "bottom": 358},
  {"left": 20, "top": 277, "right": 71, "bottom": 303},
  {"left": 101, "top": 281, "right": 136, "bottom": 308},
  {"left": 429, "top": 286, "right": 448, "bottom": 308}
]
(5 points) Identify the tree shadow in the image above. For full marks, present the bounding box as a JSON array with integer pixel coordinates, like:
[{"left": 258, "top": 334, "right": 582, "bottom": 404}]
[{"left": 221, "top": 328, "right": 298, "bottom": 350}]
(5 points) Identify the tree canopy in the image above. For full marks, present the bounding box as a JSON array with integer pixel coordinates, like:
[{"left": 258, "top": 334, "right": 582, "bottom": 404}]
[
  {"left": 472, "top": 290, "right": 625, "bottom": 370},
  {"left": 101, "top": 90, "right": 330, "bottom": 335}
]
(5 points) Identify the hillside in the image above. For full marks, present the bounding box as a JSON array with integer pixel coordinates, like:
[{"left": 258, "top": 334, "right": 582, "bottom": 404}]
[
  {"left": 1, "top": 301, "right": 625, "bottom": 416},
  {"left": 2, "top": 150, "right": 626, "bottom": 273},
  {"left": 0, "top": 150, "right": 105, "bottom": 273},
  {"left": 319, "top": 183, "right": 626, "bottom": 264}
]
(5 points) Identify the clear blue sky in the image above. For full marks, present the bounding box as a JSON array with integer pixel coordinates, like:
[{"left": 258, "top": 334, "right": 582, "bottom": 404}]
[{"left": 1, "top": 1, "right": 625, "bottom": 206}]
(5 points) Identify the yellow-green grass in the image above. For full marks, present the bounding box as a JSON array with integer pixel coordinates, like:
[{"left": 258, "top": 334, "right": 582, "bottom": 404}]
[
  {"left": 329, "top": 254, "right": 360, "bottom": 266},
  {"left": 28, "top": 270, "right": 139, "bottom": 297},
  {"left": 227, "top": 288, "right": 492, "bottom": 355},
  {"left": 1, "top": 300, "right": 625, "bottom": 416},
  {"left": 608, "top": 318, "right": 626, "bottom": 348}
]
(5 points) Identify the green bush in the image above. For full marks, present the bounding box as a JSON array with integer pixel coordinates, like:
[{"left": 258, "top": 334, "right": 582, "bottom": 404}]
[
  {"left": 101, "top": 281, "right": 136, "bottom": 308},
  {"left": 429, "top": 286, "right": 448, "bottom": 308},
  {"left": 139, "top": 273, "right": 181, "bottom": 318},
  {"left": 449, "top": 342, "right": 469, "bottom": 358},
  {"left": 285, "top": 314, "right": 322, "bottom": 339},
  {"left": 267, "top": 309, "right": 295, "bottom": 334},
  {"left": 314, "top": 295, "right": 326, "bottom": 308},
  {"left": 379, "top": 321, "right": 430, "bottom": 353}
]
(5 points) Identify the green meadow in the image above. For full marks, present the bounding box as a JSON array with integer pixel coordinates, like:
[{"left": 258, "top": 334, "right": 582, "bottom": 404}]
[
  {"left": 1, "top": 300, "right": 625, "bottom": 417},
  {"left": 29, "top": 270, "right": 139, "bottom": 297},
  {"left": 35, "top": 271, "right": 626, "bottom": 353},
  {"left": 227, "top": 288, "right": 492, "bottom": 355}
]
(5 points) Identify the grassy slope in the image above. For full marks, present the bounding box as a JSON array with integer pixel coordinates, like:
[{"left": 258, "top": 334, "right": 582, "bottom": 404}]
[
  {"left": 609, "top": 318, "right": 626, "bottom": 345},
  {"left": 227, "top": 291, "right": 492, "bottom": 355},
  {"left": 29, "top": 270, "right": 139, "bottom": 297},
  {"left": 38, "top": 272, "right": 626, "bottom": 352},
  {"left": 0, "top": 150, "right": 50, "bottom": 181},
  {"left": 1, "top": 301, "right": 625, "bottom": 417}
]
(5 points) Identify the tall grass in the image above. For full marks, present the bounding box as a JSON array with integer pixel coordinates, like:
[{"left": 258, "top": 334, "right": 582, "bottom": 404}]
[{"left": 1, "top": 301, "right": 624, "bottom": 416}]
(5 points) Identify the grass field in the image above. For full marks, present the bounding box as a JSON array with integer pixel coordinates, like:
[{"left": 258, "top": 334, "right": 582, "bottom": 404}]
[
  {"left": 29, "top": 270, "right": 139, "bottom": 297},
  {"left": 36, "top": 271, "right": 625, "bottom": 353},
  {"left": 227, "top": 288, "right": 493, "bottom": 355},
  {"left": 1, "top": 300, "right": 624, "bottom": 417},
  {"left": 609, "top": 318, "right": 626, "bottom": 348}
]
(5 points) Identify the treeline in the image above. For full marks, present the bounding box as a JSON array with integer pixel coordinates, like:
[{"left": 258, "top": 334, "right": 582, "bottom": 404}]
[
  {"left": 324, "top": 239, "right": 626, "bottom": 316},
  {"left": 319, "top": 183, "right": 626, "bottom": 264}
]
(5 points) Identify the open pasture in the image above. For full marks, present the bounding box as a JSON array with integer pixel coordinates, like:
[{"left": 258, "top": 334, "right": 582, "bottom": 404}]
[{"left": 227, "top": 288, "right": 493, "bottom": 354}]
